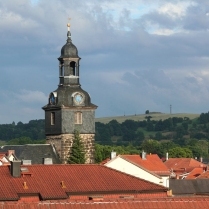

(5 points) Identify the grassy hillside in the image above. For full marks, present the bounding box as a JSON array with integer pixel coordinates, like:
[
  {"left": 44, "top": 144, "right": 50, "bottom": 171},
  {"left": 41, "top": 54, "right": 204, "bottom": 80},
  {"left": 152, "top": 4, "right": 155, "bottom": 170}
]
[{"left": 95, "top": 113, "right": 200, "bottom": 124}]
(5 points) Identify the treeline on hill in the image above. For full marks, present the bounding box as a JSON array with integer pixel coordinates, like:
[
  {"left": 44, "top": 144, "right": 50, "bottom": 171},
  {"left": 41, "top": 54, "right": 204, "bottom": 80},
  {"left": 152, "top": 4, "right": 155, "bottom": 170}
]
[
  {"left": 1, "top": 113, "right": 209, "bottom": 162},
  {"left": 0, "top": 120, "right": 45, "bottom": 145},
  {"left": 95, "top": 112, "right": 209, "bottom": 160}
]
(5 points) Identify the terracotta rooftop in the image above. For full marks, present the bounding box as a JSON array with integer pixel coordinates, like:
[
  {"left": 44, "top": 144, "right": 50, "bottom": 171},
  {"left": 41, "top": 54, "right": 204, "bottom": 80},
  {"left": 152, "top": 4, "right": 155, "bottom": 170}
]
[
  {"left": 1, "top": 197, "right": 209, "bottom": 209},
  {"left": 197, "top": 170, "right": 209, "bottom": 179},
  {"left": 164, "top": 158, "right": 206, "bottom": 171},
  {"left": 0, "top": 164, "right": 167, "bottom": 201},
  {"left": 120, "top": 154, "right": 170, "bottom": 175},
  {"left": 185, "top": 167, "right": 205, "bottom": 179}
]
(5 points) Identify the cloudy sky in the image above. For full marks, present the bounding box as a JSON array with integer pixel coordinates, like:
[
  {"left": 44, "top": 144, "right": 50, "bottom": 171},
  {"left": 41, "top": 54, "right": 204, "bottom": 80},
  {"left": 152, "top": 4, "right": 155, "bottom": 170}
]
[{"left": 1, "top": 0, "right": 209, "bottom": 124}]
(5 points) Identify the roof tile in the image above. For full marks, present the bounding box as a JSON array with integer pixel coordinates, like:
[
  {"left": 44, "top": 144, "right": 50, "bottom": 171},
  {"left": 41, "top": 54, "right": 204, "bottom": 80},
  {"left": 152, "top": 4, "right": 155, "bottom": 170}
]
[
  {"left": 0, "top": 164, "right": 167, "bottom": 201},
  {"left": 1, "top": 197, "right": 209, "bottom": 209},
  {"left": 186, "top": 168, "right": 205, "bottom": 179},
  {"left": 121, "top": 154, "right": 170, "bottom": 175},
  {"left": 164, "top": 158, "right": 206, "bottom": 171}
]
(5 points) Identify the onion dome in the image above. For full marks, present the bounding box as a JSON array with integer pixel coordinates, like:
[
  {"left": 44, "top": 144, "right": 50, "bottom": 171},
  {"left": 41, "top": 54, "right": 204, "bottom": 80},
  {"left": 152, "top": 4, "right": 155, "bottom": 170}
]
[{"left": 59, "top": 23, "right": 79, "bottom": 58}]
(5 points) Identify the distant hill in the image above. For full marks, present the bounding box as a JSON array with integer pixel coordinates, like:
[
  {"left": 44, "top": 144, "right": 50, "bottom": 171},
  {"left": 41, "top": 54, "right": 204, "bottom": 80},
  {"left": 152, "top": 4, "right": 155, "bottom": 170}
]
[{"left": 95, "top": 113, "right": 200, "bottom": 124}]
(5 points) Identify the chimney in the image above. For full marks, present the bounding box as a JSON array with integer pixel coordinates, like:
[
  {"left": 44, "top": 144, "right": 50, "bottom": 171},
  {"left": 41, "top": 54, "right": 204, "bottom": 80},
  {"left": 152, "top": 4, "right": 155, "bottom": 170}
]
[
  {"left": 167, "top": 190, "right": 172, "bottom": 197},
  {"left": 142, "top": 151, "right": 146, "bottom": 160},
  {"left": 166, "top": 152, "right": 169, "bottom": 161},
  {"left": 200, "top": 157, "right": 203, "bottom": 163},
  {"left": 10, "top": 161, "right": 21, "bottom": 177},
  {"left": 110, "top": 151, "right": 116, "bottom": 159},
  {"left": 43, "top": 158, "right": 53, "bottom": 165}
]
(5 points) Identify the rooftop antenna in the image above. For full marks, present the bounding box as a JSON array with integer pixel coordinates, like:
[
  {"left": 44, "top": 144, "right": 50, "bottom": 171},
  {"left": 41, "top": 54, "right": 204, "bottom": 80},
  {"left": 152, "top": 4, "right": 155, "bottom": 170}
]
[{"left": 170, "top": 105, "right": 172, "bottom": 114}]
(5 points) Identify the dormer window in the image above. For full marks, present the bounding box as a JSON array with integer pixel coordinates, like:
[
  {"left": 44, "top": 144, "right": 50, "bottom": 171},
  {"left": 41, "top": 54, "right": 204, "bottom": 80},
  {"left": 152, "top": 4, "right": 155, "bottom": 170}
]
[{"left": 49, "top": 92, "right": 57, "bottom": 105}]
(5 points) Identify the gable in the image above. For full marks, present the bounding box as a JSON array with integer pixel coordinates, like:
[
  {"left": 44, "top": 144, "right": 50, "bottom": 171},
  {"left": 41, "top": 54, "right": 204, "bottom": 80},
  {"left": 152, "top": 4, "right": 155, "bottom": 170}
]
[{"left": 105, "top": 156, "right": 162, "bottom": 181}]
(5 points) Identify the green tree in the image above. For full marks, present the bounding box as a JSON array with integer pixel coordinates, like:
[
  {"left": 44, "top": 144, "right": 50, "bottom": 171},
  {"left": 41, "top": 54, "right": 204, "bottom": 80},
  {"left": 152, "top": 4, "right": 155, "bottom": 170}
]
[
  {"left": 7, "top": 137, "right": 33, "bottom": 145},
  {"left": 196, "top": 139, "right": 209, "bottom": 157},
  {"left": 168, "top": 147, "right": 193, "bottom": 158},
  {"left": 146, "top": 122, "right": 154, "bottom": 131},
  {"left": 67, "top": 130, "right": 86, "bottom": 164},
  {"left": 160, "top": 141, "right": 176, "bottom": 154},
  {"left": 94, "top": 143, "right": 104, "bottom": 163},
  {"left": 155, "top": 132, "right": 162, "bottom": 140},
  {"left": 141, "top": 139, "right": 161, "bottom": 155},
  {"left": 135, "top": 130, "right": 145, "bottom": 143}
]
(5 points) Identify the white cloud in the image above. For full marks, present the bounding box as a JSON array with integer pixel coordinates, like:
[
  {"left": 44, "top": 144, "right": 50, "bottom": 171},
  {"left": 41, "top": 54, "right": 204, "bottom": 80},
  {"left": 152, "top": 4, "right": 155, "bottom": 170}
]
[
  {"left": 157, "top": 2, "right": 193, "bottom": 19},
  {"left": 15, "top": 90, "right": 47, "bottom": 104},
  {"left": 0, "top": 0, "right": 209, "bottom": 123}
]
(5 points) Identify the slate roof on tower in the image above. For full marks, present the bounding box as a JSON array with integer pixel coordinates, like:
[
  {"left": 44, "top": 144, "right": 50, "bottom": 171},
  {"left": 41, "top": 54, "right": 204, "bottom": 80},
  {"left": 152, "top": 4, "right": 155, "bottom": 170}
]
[{"left": 59, "top": 23, "right": 79, "bottom": 59}]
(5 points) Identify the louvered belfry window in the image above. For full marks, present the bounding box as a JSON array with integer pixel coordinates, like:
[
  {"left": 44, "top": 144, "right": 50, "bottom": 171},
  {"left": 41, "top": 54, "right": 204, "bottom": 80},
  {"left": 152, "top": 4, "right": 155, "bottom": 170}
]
[{"left": 75, "top": 112, "right": 82, "bottom": 124}]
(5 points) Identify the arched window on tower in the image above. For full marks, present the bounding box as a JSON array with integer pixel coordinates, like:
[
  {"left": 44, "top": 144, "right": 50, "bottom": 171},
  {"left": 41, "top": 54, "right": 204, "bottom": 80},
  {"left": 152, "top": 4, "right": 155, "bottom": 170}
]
[
  {"left": 74, "top": 112, "right": 82, "bottom": 124},
  {"left": 59, "top": 63, "right": 64, "bottom": 76},
  {"left": 70, "top": 61, "right": 76, "bottom": 76}
]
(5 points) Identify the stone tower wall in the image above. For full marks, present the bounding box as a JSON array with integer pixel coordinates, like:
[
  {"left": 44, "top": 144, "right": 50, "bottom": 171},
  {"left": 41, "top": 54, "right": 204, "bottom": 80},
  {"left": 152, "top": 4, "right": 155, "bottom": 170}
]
[{"left": 46, "top": 133, "right": 95, "bottom": 164}]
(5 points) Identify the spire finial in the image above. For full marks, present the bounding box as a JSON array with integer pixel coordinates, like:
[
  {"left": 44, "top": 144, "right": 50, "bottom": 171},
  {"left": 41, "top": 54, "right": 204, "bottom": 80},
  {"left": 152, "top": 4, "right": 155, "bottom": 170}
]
[
  {"left": 67, "top": 17, "right": 72, "bottom": 41},
  {"left": 67, "top": 17, "right": 71, "bottom": 31}
]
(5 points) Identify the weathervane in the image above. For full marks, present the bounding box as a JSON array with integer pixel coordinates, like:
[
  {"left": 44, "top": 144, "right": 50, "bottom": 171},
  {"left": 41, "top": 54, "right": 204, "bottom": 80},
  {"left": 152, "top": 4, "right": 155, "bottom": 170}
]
[{"left": 67, "top": 17, "right": 71, "bottom": 31}]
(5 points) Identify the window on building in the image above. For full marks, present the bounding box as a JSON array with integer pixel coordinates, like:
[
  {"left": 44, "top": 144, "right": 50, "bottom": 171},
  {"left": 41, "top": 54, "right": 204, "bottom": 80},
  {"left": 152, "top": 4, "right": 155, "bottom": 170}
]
[
  {"left": 51, "top": 112, "right": 55, "bottom": 125},
  {"left": 75, "top": 112, "right": 82, "bottom": 124}
]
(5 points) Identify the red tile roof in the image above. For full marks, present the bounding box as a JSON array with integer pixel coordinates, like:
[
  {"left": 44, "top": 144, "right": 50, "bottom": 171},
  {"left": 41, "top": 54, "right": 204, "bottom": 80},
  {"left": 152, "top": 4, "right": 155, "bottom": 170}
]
[
  {"left": 164, "top": 158, "right": 206, "bottom": 171},
  {"left": 69, "top": 192, "right": 167, "bottom": 200},
  {"left": 1, "top": 197, "right": 209, "bottom": 209},
  {"left": 0, "top": 164, "right": 167, "bottom": 201},
  {"left": 185, "top": 167, "right": 205, "bottom": 179},
  {"left": 120, "top": 154, "right": 170, "bottom": 175},
  {"left": 197, "top": 170, "right": 209, "bottom": 179}
]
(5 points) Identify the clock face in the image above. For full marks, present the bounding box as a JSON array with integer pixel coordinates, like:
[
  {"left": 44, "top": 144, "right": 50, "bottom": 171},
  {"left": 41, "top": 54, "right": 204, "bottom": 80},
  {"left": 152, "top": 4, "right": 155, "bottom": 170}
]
[
  {"left": 50, "top": 94, "right": 55, "bottom": 105},
  {"left": 74, "top": 93, "right": 84, "bottom": 105}
]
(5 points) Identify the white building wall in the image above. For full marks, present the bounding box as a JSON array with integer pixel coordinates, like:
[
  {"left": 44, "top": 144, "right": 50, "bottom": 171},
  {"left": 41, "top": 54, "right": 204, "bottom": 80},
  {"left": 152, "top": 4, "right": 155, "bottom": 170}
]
[
  {"left": 162, "top": 176, "right": 169, "bottom": 187},
  {"left": 105, "top": 157, "right": 169, "bottom": 187}
]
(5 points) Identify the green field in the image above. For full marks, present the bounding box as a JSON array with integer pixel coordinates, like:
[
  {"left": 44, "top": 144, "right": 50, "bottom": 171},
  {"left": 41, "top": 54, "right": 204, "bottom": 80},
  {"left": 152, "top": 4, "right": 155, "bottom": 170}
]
[{"left": 95, "top": 113, "right": 200, "bottom": 124}]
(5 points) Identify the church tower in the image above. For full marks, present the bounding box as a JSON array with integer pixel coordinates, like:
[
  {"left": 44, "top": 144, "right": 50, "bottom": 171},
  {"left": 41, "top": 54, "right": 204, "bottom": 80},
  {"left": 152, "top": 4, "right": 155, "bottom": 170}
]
[{"left": 42, "top": 23, "right": 97, "bottom": 164}]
